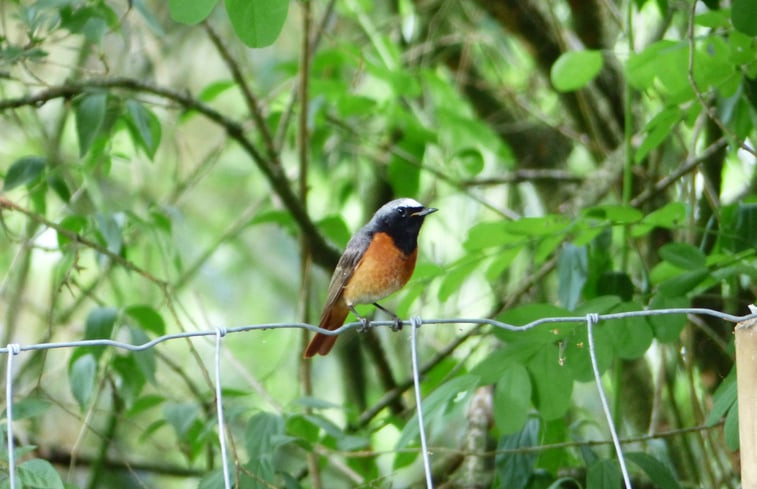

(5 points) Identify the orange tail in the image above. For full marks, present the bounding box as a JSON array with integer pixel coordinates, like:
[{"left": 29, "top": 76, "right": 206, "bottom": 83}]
[{"left": 304, "top": 302, "right": 349, "bottom": 358}]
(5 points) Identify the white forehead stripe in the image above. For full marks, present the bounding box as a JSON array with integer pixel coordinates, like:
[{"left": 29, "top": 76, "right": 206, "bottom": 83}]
[{"left": 394, "top": 198, "right": 424, "bottom": 208}]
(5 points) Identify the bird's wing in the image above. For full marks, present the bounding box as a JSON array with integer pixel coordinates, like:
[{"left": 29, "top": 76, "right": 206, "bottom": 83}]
[{"left": 320, "top": 231, "right": 371, "bottom": 317}]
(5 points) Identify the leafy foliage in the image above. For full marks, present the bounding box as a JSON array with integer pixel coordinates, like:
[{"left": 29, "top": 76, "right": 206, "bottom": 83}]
[{"left": 1, "top": 0, "right": 756, "bottom": 488}]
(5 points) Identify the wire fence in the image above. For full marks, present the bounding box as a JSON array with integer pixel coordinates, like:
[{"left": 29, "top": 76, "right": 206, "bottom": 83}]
[{"left": 2, "top": 307, "right": 755, "bottom": 489}]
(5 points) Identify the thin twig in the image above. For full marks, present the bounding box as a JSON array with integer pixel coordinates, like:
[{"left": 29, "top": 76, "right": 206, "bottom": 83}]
[
  {"left": 0, "top": 79, "right": 340, "bottom": 269},
  {"left": 686, "top": 1, "right": 755, "bottom": 157},
  {"left": 204, "top": 23, "right": 280, "bottom": 166}
]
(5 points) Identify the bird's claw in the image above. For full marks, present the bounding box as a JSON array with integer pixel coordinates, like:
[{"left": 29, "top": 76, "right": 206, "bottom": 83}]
[
  {"left": 357, "top": 317, "right": 371, "bottom": 333},
  {"left": 391, "top": 317, "right": 403, "bottom": 332}
]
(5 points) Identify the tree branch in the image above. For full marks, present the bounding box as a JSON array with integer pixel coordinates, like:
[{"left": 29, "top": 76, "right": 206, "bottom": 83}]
[{"left": 0, "top": 78, "right": 341, "bottom": 269}]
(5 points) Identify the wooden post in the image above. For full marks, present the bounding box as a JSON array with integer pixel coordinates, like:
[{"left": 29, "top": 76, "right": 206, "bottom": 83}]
[{"left": 736, "top": 316, "right": 757, "bottom": 489}]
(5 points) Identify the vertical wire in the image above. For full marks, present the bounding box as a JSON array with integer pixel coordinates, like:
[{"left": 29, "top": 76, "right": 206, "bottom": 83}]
[
  {"left": 5, "top": 344, "right": 20, "bottom": 489},
  {"left": 214, "top": 328, "right": 232, "bottom": 489},
  {"left": 410, "top": 317, "right": 434, "bottom": 489},
  {"left": 586, "top": 314, "right": 632, "bottom": 488}
]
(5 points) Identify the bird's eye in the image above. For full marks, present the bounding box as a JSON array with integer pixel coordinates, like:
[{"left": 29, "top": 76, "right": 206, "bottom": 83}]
[{"left": 396, "top": 207, "right": 407, "bottom": 217}]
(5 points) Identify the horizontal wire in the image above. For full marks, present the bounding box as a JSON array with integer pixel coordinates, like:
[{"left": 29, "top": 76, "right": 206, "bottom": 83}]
[{"left": 0, "top": 308, "right": 753, "bottom": 355}]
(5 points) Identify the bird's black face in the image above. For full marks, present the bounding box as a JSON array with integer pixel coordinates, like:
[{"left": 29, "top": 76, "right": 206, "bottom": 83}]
[{"left": 372, "top": 199, "right": 437, "bottom": 254}]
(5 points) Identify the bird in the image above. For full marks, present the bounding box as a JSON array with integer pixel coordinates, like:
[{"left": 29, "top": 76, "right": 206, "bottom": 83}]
[{"left": 304, "top": 198, "right": 437, "bottom": 358}]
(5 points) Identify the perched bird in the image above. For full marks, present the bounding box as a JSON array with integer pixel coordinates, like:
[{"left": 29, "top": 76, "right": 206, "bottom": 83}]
[{"left": 304, "top": 198, "right": 437, "bottom": 357}]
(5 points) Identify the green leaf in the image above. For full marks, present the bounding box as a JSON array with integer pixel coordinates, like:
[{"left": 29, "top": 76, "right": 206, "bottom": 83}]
[
  {"left": 550, "top": 50, "right": 604, "bottom": 92},
  {"left": 125, "top": 100, "right": 161, "bottom": 159},
  {"left": 224, "top": 0, "right": 289, "bottom": 48},
  {"left": 464, "top": 221, "right": 520, "bottom": 250},
  {"left": 648, "top": 295, "right": 689, "bottom": 342},
  {"left": 733, "top": 0, "right": 757, "bottom": 36},
  {"left": 164, "top": 402, "right": 200, "bottom": 438},
  {"left": 493, "top": 418, "right": 539, "bottom": 489},
  {"left": 494, "top": 303, "right": 576, "bottom": 344},
  {"left": 170, "top": 0, "right": 218, "bottom": 24},
  {"left": 245, "top": 411, "right": 285, "bottom": 466},
  {"left": 659, "top": 243, "right": 707, "bottom": 270},
  {"left": 608, "top": 302, "right": 654, "bottom": 359},
  {"left": 395, "top": 375, "right": 478, "bottom": 450},
  {"left": 69, "top": 354, "right": 97, "bottom": 410},
  {"left": 595, "top": 272, "right": 634, "bottom": 301},
  {"left": 455, "top": 147, "right": 485, "bottom": 176},
  {"left": 632, "top": 202, "right": 687, "bottom": 238},
  {"left": 563, "top": 319, "right": 615, "bottom": 382},
  {"left": 126, "top": 394, "right": 165, "bottom": 416},
  {"left": 494, "top": 364, "right": 531, "bottom": 434},
  {"left": 111, "top": 354, "right": 146, "bottom": 405},
  {"left": 198, "top": 80, "right": 235, "bottom": 102},
  {"left": 634, "top": 107, "right": 682, "bottom": 163},
  {"left": 625, "top": 452, "right": 682, "bottom": 489},
  {"left": 129, "top": 326, "right": 156, "bottom": 383},
  {"left": 587, "top": 459, "right": 621, "bottom": 489},
  {"left": 485, "top": 246, "right": 523, "bottom": 281},
  {"left": 470, "top": 343, "right": 543, "bottom": 384},
  {"left": 285, "top": 414, "right": 320, "bottom": 444},
  {"left": 75, "top": 92, "right": 106, "bottom": 156},
  {"left": 503, "top": 215, "right": 570, "bottom": 236},
  {"left": 3, "top": 156, "right": 46, "bottom": 190},
  {"left": 47, "top": 174, "right": 71, "bottom": 202},
  {"left": 706, "top": 368, "right": 736, "bottom": 426},
  {"left": 95, "top": 212, "right": 123, "bottom": 255},
  {"left": 85, "top": 307, "right": 118, "bottom": 341},
  {"left": 557, "top": 244, "right": 587, "bottom": 310},
  {"left": 583, "top": 205, "right": 643, "bottom": 224},
  {"left": 125, "top": 304, "right": 166, "bottom": 336},
  {"left": 17, "top": 459, "right": 64, "bottom": 489},
  {"left": 56, "top": 215, "right": 88, "bottom": 248},
  {"left": 527, "top": 344, "right": 573, "bottom": 420},
  {"left": 1, "top": 398, "right": 50, "bottom": 421},
  {"left": 437, "top": 260, "right": 479, "bottom": 302},
  {"left": 657, "top": 268, "right": 710, "bottom": 297},
  {"left": 724, "top": 400, "right": 739, "bottom": 450}
]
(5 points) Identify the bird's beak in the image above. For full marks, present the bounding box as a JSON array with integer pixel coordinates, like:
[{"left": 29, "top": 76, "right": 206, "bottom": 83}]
[{"left": 412, "top": 207, "right": 438, "bottom": 217}]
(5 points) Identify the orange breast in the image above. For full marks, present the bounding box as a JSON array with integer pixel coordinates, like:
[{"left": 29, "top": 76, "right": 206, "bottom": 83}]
[{"left": 343, "top": 231, "right": 418, "bottom": 306}]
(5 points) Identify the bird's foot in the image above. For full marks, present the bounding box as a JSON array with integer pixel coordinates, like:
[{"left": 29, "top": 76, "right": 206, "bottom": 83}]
[
  {"left": 356, "top": 316, "right": 372, "bottom": 333},
  {"left": 390, "top": 316, "right": 403, "bottom": 332}
]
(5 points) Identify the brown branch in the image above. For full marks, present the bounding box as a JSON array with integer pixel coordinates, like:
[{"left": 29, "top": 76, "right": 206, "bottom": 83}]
[
  {"left": 462, "top": 169, "right": 584, "bottom": 186},
  {"left": 203, "top": 22, "right": 281, "bottom": 166},
  {"left": 630, "top": 137, "right": 728, "bottom": 208},
  {"left": 0, "top": 78, "right": 341, "bottom": 269},
  {"left": 0, "top": 196, "right": 167, "bottom": 288},
  {"left": 275, "top": 0, "right": 337, "bottom": 150}
]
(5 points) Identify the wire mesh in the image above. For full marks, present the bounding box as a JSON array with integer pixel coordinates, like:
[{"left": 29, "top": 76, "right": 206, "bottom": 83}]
[{"left": 3, "top": 307, "right": 755, "bottom": 489}]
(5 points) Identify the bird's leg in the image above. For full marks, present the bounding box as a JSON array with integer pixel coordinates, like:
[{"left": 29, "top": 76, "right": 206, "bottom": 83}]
[
  {"left": 349, "top": 304, "right": 371, "bottom": 333},
  {"left": 373, "top": 302, "right": 402, "bottom": 331}
]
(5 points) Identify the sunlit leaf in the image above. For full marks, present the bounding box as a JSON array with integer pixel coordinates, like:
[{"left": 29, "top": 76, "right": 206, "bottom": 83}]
[
  {"left": 125, "top": 304, "right": 166, "bottom": 336},
  {"left": 75, "top": 92, "right": 106, "bottom": 156},
  {"left": 224, "top": 0, "right": 288, "bottom": 48},
  {"left": 170, "top": 0, "right": 218, "bottom": 25},
  {"left": 659, "top": 242, "right": 707, "bottom": 269},
  {"left": 551, "top": 50, "right": 603, "bottom": 92},
  {"left": 17, "top": 459, "right": 64, "bottom": 489}
]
